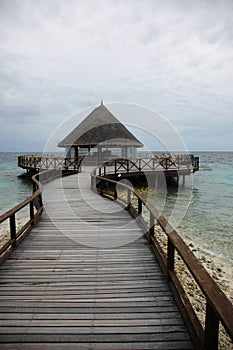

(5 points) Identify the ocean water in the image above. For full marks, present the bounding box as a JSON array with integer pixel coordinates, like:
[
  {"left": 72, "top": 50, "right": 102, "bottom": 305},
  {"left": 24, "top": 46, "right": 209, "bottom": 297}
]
[
  {"left": 0, "top": 153, "right": 32, "bottom": 215},
  {"left": 149, "top": 152, "right": 233, "bottom": 266},
  {"left": 182, "top": 152, "right": 233, "bottom": 265},
  {"left": 0, "top": 152, "right": 232, "bottom": 268}
]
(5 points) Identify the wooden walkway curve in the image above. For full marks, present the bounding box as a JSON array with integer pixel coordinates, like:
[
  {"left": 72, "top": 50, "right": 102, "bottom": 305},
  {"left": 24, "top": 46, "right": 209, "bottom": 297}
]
[{"left": 0, "top": 168, "right": 194, "bottom": 349}]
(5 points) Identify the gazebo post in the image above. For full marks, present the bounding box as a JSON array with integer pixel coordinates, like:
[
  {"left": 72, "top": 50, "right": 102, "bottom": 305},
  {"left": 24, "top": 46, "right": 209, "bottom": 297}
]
[
  {"left": 75, "top": 146, "right": 79, "bottom": 160},
  {"left": 122, "top": 146, "right": 127, "bottom": 159},
  {"left": 97, "top": 146, "right": 101, "bottom": 166},
  {"left": 57, "top": 103, "right": 143, "bottom": 162}
]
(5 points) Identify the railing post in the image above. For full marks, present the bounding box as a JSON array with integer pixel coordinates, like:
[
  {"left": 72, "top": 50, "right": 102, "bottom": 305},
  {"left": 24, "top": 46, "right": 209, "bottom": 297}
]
[
  {"left": 114, "top": 160, "right": 117, "bottom": 175},
  {"left": 204, "top": 301, "right": 219, "bottom": 350},
  {"left": 149, "top": 212, "right": 154, "bottom": 242},
  {"left": 10, "top": 214, "right": 16, "bottom": 247},
  {"left": 127, "top": 188, "right": 131, "bottom": 208},
  {"left": 138, "top": 197, "right": 142, "bottom": 216},
  {"left": 114, "top": 184, "right": 117, "bottom": 200},
  {"left": 38, "top": 193, "right": 43, "bottom": 209},
  {"left": 127, "top": 159, "right": 129, "bottom": 173},
  {"left": 33, "top": 180, "right": 37, "bottom": 193},
  {"left": 167, "top": 239, "right": 175, "bottom": 279},
  {"left": 30, "top": 201, "right": 34, "bottom": 227}
]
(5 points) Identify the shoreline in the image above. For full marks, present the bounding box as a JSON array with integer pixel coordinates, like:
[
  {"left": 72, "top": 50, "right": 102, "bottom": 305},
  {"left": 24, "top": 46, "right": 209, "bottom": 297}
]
[
  {"left": 188, "top": 242, "right": 233, "bottom": 302},
  {"left": 0, "top": 211, "right": 29, "bottom": 247}
]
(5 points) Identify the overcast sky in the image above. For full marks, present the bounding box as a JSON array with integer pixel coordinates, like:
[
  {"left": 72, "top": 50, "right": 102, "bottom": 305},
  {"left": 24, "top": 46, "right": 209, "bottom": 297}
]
[{"left": 0, "top": 0, "right": 233, "bottom": 152}]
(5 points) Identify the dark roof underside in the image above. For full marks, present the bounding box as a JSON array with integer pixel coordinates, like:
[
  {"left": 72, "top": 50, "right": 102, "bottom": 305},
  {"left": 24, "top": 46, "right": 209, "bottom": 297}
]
[{"left": 58, "top": 104, "right": 143, "bottom": 148}]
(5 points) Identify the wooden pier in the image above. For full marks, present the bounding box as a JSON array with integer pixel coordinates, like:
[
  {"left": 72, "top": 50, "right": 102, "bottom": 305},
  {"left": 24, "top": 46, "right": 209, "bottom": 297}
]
[
  {"left": 18, "top": 153, "right": 199, "bottom": 186},
  {"left": 0, "top": 169, "right": 194, "bottom": 349},
  {"left": 0, "top": 164, "right": 232, "bottom": 350}
]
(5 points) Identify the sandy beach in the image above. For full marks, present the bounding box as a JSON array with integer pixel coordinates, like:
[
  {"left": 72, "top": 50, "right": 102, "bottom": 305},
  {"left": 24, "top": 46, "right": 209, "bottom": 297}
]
[
  {"left": 181, "top": 245, "right": 232, "bottom": 350},
  {"left": 0, "top": 211, "right": 29, "bottom": 248},
  {"left": 154, "top": 226, "right": 233, "bottom": 350}
]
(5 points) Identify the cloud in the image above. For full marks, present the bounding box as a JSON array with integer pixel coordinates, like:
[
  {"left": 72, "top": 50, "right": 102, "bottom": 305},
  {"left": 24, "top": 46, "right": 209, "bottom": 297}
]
[{"left": 0, "top": 0, "right": 233, "bottom": 151}]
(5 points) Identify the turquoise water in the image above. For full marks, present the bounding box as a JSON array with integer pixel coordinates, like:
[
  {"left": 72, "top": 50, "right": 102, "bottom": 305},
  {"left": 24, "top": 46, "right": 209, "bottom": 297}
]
[
  {"left": 0, "top": 152, "right": 232, "bottom": 267},
  {"left": 150, "top": 152, "right": 233, "bottom": 266},
  {"left": 0, "top": 153, "right": 32, "bottom": 215},
  {"left": 180, "top": 152, "right": 233, "bottom": 264}
]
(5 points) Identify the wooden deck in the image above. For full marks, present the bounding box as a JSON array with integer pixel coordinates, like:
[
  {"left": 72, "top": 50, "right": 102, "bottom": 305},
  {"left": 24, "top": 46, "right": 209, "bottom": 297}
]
[{"left": 0, "top": 168, "right": 194, "bottom": 349}]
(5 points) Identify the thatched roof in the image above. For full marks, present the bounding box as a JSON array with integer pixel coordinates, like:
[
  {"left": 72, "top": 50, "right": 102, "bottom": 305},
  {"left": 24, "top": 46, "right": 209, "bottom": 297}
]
[{"left": 58, "top": 103, "right": 143, "bottom": 148}]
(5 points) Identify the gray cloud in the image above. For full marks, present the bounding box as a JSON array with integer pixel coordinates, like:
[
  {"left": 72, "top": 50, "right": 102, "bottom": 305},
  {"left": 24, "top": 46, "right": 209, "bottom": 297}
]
[{"left": 0, "top": 0, "right": 233, "bottom": 151}]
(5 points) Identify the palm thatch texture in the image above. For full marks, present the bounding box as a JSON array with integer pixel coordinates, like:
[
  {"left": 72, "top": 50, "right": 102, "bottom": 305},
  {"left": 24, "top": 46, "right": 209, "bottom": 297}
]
[{"left": 58, "top": 103, "right": 143, "bottom": 149}]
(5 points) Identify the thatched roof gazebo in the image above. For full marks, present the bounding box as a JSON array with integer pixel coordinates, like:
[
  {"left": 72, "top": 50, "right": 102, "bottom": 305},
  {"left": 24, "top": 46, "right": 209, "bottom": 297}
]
[{"left": 58, "top": 102, "right": 143, "bottom": 165}]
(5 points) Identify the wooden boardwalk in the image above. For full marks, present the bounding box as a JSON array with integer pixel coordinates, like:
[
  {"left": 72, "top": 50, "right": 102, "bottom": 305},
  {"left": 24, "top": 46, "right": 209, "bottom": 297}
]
[{"left": 0, "top": 168, "right": 194, "bottom": 349}]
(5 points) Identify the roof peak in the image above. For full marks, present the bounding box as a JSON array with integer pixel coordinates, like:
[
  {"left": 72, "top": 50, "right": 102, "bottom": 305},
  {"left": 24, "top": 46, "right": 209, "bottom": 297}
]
[{"left": 58, "top": 103, "right": 144, "bottom": 148}]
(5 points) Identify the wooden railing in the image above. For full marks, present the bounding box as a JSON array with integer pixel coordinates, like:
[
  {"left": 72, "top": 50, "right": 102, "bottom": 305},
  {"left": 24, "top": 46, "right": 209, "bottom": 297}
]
[
  {"left": 18, "top": 154, "right": 199, "bottom": 174},
  {"left": 18, "top": 155, "right": 84, "bottom": 172},
  {"left": 91, "top": 166, "right": 233, "bottom": 350},
  {"left": 0, "top": 169, "right": 61, "bottom": 264},
  {"left": 99, "top": 154, "right": 199, "bottom": 176}
]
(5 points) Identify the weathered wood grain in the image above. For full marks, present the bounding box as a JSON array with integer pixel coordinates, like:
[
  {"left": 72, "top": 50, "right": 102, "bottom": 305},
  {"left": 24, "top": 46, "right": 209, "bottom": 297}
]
[{"left": 0, "top": 169, "right": 194, "bottom": 349}]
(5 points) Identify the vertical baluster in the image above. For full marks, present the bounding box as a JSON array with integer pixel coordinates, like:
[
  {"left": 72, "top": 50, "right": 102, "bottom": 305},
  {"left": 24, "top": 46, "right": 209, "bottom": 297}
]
[
  {"left": 114, "top": 184, "right": 117, "bottom": 200},
  {"left": 149, "top": 212, "right": 154, "bottom": 242},
  {"left": 138, "top": 197, "right": 142, "bottom": 216},
  {"left": 30, "top": 201, "right": 34, "bottom": 227},
  {"left": 127, "top": 188, "right": 131, "bottom": 208},
  {"left": 114, "top": 160, "right": 117, "bottom": 175},
  {"left": 204, "top": 301, "right": 219, "bottom": 350},
  {"left": 10, "top": 214, "right": 16, "bottom": 247},
  {"left": 167, "top": 239, "right": 175, "bottom": 279}
]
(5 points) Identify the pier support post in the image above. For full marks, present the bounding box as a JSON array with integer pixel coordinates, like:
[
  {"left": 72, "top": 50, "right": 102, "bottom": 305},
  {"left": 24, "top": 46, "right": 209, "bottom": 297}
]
[{"left": 182, "top": 174, "right": 185, "bottom": 188}]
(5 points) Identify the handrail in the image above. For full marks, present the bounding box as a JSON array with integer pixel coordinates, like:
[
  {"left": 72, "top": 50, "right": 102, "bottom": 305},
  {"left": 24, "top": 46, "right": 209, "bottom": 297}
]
[
  {"left": 91, "top": 165, "right": 233, "bottom": 350},
  {"left": 18, "top": 155, "right": 84, "bottom": 172},
  {"left": 98, "top": 155, "right": 199, "bottom": 178},
  {"left": 18, "top": 154, "right": 199, "bottom": 173},
  {"left": 0, "top": 169, "right": 58, "bottom": 264}
]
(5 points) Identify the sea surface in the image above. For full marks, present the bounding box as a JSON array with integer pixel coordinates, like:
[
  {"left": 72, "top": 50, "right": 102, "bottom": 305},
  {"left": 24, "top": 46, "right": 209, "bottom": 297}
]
[
  {"left": 0, "top": 152, "right": 33, "bottom": 215},
  {"left": 0, "top": 151, "right": 232, "bottom": 268},
  {"left": 149, "top": 152, "right": 233, "bottom": 267}
]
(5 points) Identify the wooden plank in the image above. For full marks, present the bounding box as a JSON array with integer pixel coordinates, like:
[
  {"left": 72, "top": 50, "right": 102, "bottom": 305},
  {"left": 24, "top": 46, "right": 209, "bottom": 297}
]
[
  {"left": 0, "top": 342, "right": 194, "bottom": 350},
  {"left": 0, "top": 171, "right": 194, "bottom": 349},
  {"left": 0, "top": 311, "right": 181, "bottom": 319},
  {"left": 0, "top": 332, "right": 192, "bottom": 342}
]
